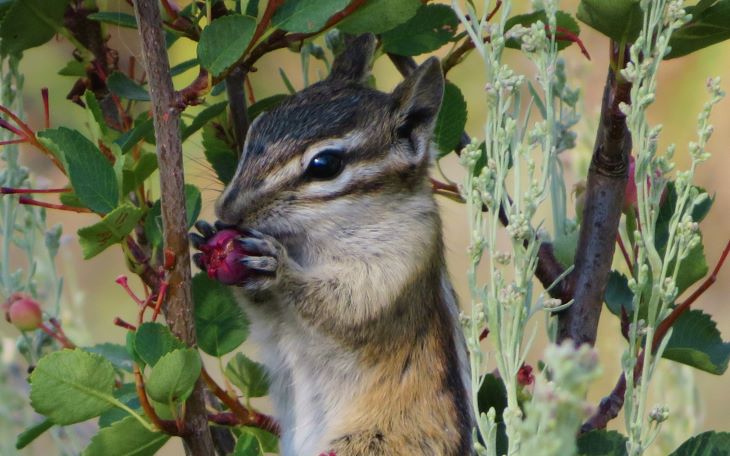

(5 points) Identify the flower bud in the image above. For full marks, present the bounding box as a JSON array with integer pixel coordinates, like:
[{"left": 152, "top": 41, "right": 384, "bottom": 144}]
[{"left": 3, "top": 294, "right": 43, "bottom": 331}]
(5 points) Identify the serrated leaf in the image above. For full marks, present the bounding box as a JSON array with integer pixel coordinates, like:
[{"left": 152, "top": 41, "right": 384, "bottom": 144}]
[
  {"left": 122, "top": 151, "right": 158, "bottom": 194},
  {"left": 605, "top": 271, "right": 634, "bottom": 316},
  {"left": 576, "top": 0, "right": 643, "bottom": 45},
  {"left": 0, "top": 0, "right": 70, "bottom": 56},
  {"left": 434, "top": 82, "right": 467, "bottom": 157},
  {"left": 233, "top": 427, "right": 279, "bottom": 455},
  {"left": 146, "top": 348, "right": 202, "bottom": 404},
  {"left": 381, "top": 4, "right": 459, "bottom": 56},
  {"left": 86, "top": 343, "right": 134, "bottom": 372},
  {"left": 107, "top": 72, "right": 150, "bottom": 101},
  {"left": 505, "top": 10, "right": 581, "bottom": 51},
  {"left": 15, "top": 418, "right": 53, "bottom": 450},
  {"left": 226, "top": 353, "right": 269, "bottom": 398},
  {"left": 115, "top": 117, "right": 155, "bottom": 153},
  {"left": 272, "top": 0, "right": 349, "bottom": 33},
  {"left": 144, "top": 184, "right": 201, "bottom": 248},
  {"left": 82, "top": 416, "right": 169, "bottom": 456},
  {"left": 77, "top": 204, "right": 143, "bottom": 259},
  {"left": 202, "top": 122, "right": 239, "bottom": 185},
  {"left": 248, "top": 94, "right": 289, "bottom": 120},
  {"left": 198, "top": 14, "right": 256, "bottom": 77},
  {"left": 38, "top": 127, "right": 119, "bottom": 214},
  {"left": 667, "top": 1, "right": 730, "bottom": 59},
  {"left": 336, "top": 0, "right": 421, "bottom": 34},
  {"left": 182, "top": 101, "right": 228, "bottom": 141},
  {"left": 134, "top": 322, "right": 185, "bottom": 367},
  {"left": 577, "top": 431, "right": 628, "bottom": 456},
  {"left": 84, "top": 90, "right": 110, "bottom": 139},
  {"left": 669, "top": 431, "right": 730, "bottom": 456},
  {"left": 87, "top": 11, "right": 137, "bottom": 29},
  {"left": 30, "top": 349, "right": 116, "bottom": 424},
  {"left": 193, "top": 273, "right": 249, "bottom": 356},
  {"left": 98, "top": 384, "right": 140, "bottom": 428},
  {"left": 58, "top": 60, "right": 87, "bottom": 77},
  {"left": 663, "top": 309, "right": 730, "bottom": 374}
]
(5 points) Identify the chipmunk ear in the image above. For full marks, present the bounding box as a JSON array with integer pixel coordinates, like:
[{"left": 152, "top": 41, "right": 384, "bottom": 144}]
[
  {"left": 391, "top": 57, "right": 444, "bottom": 161},
  {"left": 327, "top": 33, "right": 376, "bottom": 84}
]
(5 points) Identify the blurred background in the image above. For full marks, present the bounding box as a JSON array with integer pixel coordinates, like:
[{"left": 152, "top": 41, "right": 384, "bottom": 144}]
[{"left": 1, "top": 0, "right": 728, "bottom": 454}]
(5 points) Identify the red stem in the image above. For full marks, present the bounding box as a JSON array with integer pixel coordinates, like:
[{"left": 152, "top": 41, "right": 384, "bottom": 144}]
[
  {"left": 0, "top": 118, "right": 27, "bottom": 138},
  {"left": 1, "top": 187, "right": 70, "bottom": 195},
  {"left": 17, "top": 197, "right": 91, "bottom": 213},
  {"left": 41, "top": 88, "right": 50, "bottom": 129},
  {"left": 551, "top": 26, "right": 591, "bottom": 60},
  {"left": 0, "top": 139, "right": 27, "bottom": 146},
  {"left": 113, "top": 317, "right": 137, "bottom": 331},
  {"left": 486, "top": 0, "right": 502, "bottom": 22},
  {"left": 0, "top": 105, "right": 34, "bottom": 137},
  {"left": 151, "top": 280, "right": 169, "bottom": 321},
  {"left": 616, "top": 234, "right": 634, "bottom": 275}
]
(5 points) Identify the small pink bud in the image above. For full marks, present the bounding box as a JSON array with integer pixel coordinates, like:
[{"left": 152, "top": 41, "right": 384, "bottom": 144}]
[
  {"left": 198, "top": 229, "right": 252, "bottom": 285},
  {"left": 4, "top": 294, "right": 43, "bottom": 331},
  {"left": 624, "top": 155, "right": 638, "bottom": 212},
  {"left": 115, "top": 275, "right": 129, "bottom": 286}
]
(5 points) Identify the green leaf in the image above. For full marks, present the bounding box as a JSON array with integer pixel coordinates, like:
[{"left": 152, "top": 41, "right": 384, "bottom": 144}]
[
  {"left": 115, "top": 117, "right": 155, "bottom": 153},
  {"left": 30, "top": 349, "right": 116, "bottom": 424},
  {"left": 202, "top": 122, "right": 238, "bottom": 185},
  {"left": 84, "top": 90, "right": 111, "bottom": 139},
  {"left": 434, "top": 82, "right": 467, "bottom": 157},
  {"left": 605, "top": 271, "right": 634, "bottom": 316},
  {"left": 87, "top": 11, "right": 137, "bottom": 29},
  {"left": 82, "top": 416, "right": 169, "bottom": 456},
  {"left": 669, "top": 431, "right": 730, "bottom": 456},
  {"left": 38, "top": 127, "right": 119, "bottom": 214},
  {"left": 0, "top": 0, "right": 70, "bottom": 56},
  {"left": 86, "top": 343, "right": 134, "bottom": 373},
  {"left": 505, "top": 10, "right": 581, "bottom": 51},
  {"left": 233, "top": 427, "right": 279, "bottom": 455},
  {"left": 336, "top": 0, "right": 421, "bottom": 34},
  {"left": 576, "top": 0, "right": 643, "bottom": 45},
  {"left": 577, "top": 431, "right": 628, "bottom": 456},
  {"left": 15, "top": 418, "right": 53, "bottom": 450},
  {"left": 146, "top": 348, "right": 202, "bottom": 404},
  {"left": 134, "top": 322, "right": 185, "bottom": 367},
  {"left": 198, "top": 14, "right": 256, "bottom": 77},
  {"left": 98, "top": 384, "right": 140, "bottom": 428},
  {"left": 667, "top": 1, "right": 730, "bottom": 59},
  {"left": 144, "top": 184, "right": 201, "bottom": 248},
  {"left": 248, "top": 94, "right": 289, "bottom": 120},
  {"left": 122, "top": 151, "right": 158, "bottom": 194},
  {"left": 77, "top": 204, "right": 143, "bottom": 259},
  {"left": 107, "top": 72, "right": 150, "bottom": 101},
  {"left": 552, "top": 229, "right": 580, "bottom": 269},
  {"left": 476, "top": 373, "right": 508, "bottom": 455},
  {"left": 182, "top": 101, "right": 228, "bottom": 141},
  {"left": 193, "top": 272, "right": 250, "bottom": 356},
  {"left": 381, "top": 4, "right": 459, "bottom": 56},
  {"left": 170, "top": 58, "right": 199, "bottom": 77},
  {"left": 272, "top": 0, "right": 349, "bottom": 33},
  {"left": 226, "top": 352, "right": 269, "bottom": 398},
  {"left": 58, "top": 60, "right": 87, "bottom": 77},
  {"left": 655, "top": 182, "right": 712, "bottom": 295},
  {"left": 663, "top": 309, "right": 730, "bottom": 375}
]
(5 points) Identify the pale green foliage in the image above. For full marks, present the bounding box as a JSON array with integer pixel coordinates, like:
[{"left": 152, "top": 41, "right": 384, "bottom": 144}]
[
  {"left": 452, "top": 0, "right": 587, "bottom": 454},
  {"left": 618, "top": 2, "right": 725, "bottom": 455}
]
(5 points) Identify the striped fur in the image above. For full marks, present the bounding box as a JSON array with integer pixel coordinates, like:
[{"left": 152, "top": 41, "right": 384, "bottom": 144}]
[{"left": 215, "top": 34, "right": 473, "bottom": 455}]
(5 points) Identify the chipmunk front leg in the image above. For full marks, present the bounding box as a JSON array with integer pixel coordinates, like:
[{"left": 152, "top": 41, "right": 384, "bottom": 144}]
[{"left": 190, "top": 221, "right": 299, "bottom": 297}]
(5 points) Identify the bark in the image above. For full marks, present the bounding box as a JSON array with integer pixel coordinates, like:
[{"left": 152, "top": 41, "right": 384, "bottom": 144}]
[{"left": 130, "top": 1, "right": 215, "bottom": 454}]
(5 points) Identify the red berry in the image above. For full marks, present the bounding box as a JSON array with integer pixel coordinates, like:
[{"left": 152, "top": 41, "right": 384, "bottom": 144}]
[
  {"left": 517, "top": 364, "right": 534, "bottom": 387},
  {"left": 198, "top": 229, "right": 251, "bottom": 285},
  {"left": 4, "top": 294, "right": 43, "bottom": 331}
]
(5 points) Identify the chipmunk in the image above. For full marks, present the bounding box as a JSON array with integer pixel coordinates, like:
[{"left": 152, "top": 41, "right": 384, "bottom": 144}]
[{"left": 192, "top": 34, "right": 473, "bottom": 456}]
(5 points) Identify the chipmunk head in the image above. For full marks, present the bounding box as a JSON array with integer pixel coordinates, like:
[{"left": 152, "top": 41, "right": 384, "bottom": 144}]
[{"left": 216, "top": 34, "right": 444, "bottom": 254}]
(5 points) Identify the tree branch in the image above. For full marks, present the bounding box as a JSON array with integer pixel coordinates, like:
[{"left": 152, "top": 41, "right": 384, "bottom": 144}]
[
  {"left": 130, "top": 1, "right": 215, "bottom": 454},
  {"left": 557, "top": 60, "right": 632, "bottom": 346}
]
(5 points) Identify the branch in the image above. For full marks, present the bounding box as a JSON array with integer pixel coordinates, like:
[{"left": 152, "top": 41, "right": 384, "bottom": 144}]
[
  {"left": 130, "top": 1, "right": 215, "bottom": 454},
  {"left": 225, "top": 67, "right": 249, "bottom": 154},
  {"left": 557, "top": 58, "right": 632, "bottom": 346}
]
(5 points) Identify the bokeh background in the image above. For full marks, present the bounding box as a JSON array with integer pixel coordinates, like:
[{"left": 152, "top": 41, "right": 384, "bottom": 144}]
[{"left": 1, "top": 0, "right": 728, "bottom": 454}]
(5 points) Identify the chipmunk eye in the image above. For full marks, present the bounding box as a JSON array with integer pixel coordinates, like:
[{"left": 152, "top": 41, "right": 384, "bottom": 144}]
[{"left": 305, "top": 150, "right": 344, "bottom": 180}]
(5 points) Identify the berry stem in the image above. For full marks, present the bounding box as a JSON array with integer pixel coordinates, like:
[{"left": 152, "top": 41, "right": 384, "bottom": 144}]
[{"left": 17, "top": 196, "right": 91, "bottom": 213}]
